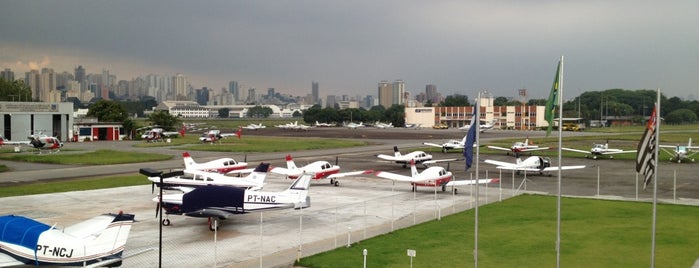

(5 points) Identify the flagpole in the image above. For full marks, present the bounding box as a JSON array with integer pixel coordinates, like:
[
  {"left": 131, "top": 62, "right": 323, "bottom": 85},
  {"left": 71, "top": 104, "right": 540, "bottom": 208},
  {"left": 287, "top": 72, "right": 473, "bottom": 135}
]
[
  {"left": 474, "top": 91, "right": 480, "bottom": 268},
  {"left": 556, "top": 55, "right": 564, "bottom": 268},
  {"left": 651, "top": 88, "right": 660, "bottom": 267}
]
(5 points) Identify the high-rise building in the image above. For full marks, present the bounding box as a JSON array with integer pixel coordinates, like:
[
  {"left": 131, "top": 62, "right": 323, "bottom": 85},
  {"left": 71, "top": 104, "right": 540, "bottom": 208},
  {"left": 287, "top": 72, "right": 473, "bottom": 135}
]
[
  {"left": 425, "top": 84, "right": 438, "bottom": 103},
  {"left": 25, "top": 70, "right": 40, "bottom": 101},
  {"left": 1, "top": 68, "right": 14, "bottom": 81},
  {"left": 312, "top": 81, "right": 319, "bottom": 105},
  {"left": 74, "top": 65, "right": 86, "bottom": 84},
  {"left": 392, "top": 80, "right": 405, "bottom": 105},
  {"left": 39, "top": 68, "right": 56, "bottom": 102},
  {"left": 229, "top": 81, "right": 239, "bottom": 103},
  {"left": 173, "top": 73, "right": 187, "bottom": 100},
  {"left": 267, "top": 88, "right": 275, "bottom": 98},
  {"left": 247, "top": 88, "right": 256, "bottom": 103},
  {"left": 378, "top": 80, "right": 392, "bottom": 108}
]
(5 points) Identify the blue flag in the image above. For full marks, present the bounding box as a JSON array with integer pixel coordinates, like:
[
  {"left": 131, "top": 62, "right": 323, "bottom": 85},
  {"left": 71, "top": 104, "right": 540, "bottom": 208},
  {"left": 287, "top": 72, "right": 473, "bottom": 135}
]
[{"left": 464, "top": 103, "right": 477, "bottom": 170}]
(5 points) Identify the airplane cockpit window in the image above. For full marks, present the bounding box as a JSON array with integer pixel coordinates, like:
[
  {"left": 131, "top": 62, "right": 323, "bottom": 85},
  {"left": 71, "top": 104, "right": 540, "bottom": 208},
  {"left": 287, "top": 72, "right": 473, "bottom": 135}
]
[
  {"left": 206, "top": 177, "right": 213, "bottom": 181},
  {"left": 195, "top": 175, "right": 204, "bottom": 181},
  {"left": 227, "top": 160, "right": 237, "bottom": 165}
]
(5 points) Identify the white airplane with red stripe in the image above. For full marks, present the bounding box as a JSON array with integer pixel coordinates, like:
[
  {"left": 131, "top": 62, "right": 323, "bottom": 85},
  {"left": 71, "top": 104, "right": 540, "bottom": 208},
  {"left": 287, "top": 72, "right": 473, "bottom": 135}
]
[
  {"left": 270, "top": 154, "right": 372, "bottom": 186},
  {"left": 487, "top": 138, "right": 549, "bottom": 157},
  {"left": 182, "top": 152, "right": 248, "bottom": 174},
  {"left": 374, "top": 159, "right": 498, "bottom": 193}
]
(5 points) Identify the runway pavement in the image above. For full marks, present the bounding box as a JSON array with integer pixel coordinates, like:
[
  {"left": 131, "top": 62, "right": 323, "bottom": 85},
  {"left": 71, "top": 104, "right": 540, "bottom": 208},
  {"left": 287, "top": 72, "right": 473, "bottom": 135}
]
[{"left": 1, "top": 128, "right": 697, "bottom": 267}]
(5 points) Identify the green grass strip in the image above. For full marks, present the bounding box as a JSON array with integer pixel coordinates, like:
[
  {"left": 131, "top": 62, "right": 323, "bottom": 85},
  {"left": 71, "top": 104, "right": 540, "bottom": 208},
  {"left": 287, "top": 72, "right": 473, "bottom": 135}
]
[
  {"left": 298, "top": 194, "right": 699, "bottom": 267},
  {"left": 0, "top": 149, "right": 172, "bottom": 165}
]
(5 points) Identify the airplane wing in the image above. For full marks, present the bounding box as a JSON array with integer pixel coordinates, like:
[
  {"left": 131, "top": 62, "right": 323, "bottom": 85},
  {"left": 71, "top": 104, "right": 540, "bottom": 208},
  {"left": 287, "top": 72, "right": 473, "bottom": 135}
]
[
  {"left": 326, "top": 170, "right": 373, "bottom": 179},
  {"left": 541, "top": 165, "right": 586, "bottom": 172},
  {"left": 269, "top": 167, "right": 301, "bottom": 177},
  {"left": 226, "top": 167, "right": 256, "bottom": 175},
  {"left": 520, "top": 147, "right": 550, "bottom": 152},
  {"left": 445, "top": 178, "right": 498, "bottom": 186},
  {"left": 373, "top": 171, "right": 416, "bottom": 182},
  {"left": 377, "top": 154, "right": 400, "bottom": 161},
  {"left": 600, "top": 150, "right": 637, "bottom": 155},
  {"left": 162, "top": 131, "right": 180, "bottom": 137},
  {"left": 487, "top": 145, "right": 512, "bottom": 152},
  {"left": 561, "top": 147, "right": 590, "bottom": 154},
  {"left": 483, "top": 159, "right": 516, "bottom": 168},
  {"left": 422, "top": 158, "right": 462, "bottom": 165},
  {"left": 220, "top": 133, "right": 238, "bottom": 137},
  {"left": 423, "top": 142, "right": 446, "bottom": 148},
  {"left": 658, "top": 145, "right": 676, "bottom": 148}
]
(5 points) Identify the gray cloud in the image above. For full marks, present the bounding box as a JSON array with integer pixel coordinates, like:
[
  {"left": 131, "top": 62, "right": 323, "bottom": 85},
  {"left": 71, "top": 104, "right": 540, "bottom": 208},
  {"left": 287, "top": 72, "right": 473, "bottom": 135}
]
[{"left": 1, "top": 1, "right": 697, "bottom": 99}]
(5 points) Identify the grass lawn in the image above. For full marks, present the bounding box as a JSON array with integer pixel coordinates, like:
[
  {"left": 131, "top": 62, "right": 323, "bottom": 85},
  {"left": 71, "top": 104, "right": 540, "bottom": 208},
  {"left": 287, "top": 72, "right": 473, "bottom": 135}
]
[
  {"left": 298, "top": 194, "right": 698, "bottom": 267},
  {"left": 0, "top": 149, "right": 172, "bottom": 165},
  {"left": 133, "top": 135, "right": 369, "bottom": 152}
]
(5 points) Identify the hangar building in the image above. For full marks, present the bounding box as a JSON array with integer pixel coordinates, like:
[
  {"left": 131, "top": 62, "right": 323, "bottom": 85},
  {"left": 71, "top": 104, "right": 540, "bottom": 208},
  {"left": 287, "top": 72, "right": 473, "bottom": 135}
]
[{"left": 0, "top": 102, "right": 74, "bottom": 142}]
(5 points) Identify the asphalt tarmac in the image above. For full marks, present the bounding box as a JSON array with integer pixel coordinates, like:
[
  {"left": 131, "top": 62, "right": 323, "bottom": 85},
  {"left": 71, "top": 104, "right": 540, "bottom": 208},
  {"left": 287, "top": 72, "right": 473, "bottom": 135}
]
[{"left": 0, "top": 127, "right": 696, "bottom": 267}]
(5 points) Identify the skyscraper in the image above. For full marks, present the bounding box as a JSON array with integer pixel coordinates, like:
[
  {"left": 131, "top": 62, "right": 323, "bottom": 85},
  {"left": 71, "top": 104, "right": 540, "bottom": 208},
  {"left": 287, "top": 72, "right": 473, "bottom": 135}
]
[
  {"left": 426, "top": 84, "right": 438, "bottom": 103},
  {"left": 229, "top": 81, "right": 239, "bottom": 103},
  {"left": 378, "top": 80, "right": 392, "bottom": 108},
  {"left": 392, "top": 80, "right": 405, "bottom": 105},
  {"left": 173, "top": 73, "right": 187, "bottom": 100},
  {"left": 74, "top": 65, "right": 86, "bottom": 84},
  {"left": 312, "top": 81, "right": 319, "bottom": 105},
  {"left": 1, "top": 68, "right": 14, "bottom": 81}
]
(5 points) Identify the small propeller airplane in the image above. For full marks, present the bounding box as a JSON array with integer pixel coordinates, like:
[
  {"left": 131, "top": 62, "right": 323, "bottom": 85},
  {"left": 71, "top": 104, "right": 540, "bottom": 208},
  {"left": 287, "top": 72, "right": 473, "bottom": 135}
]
[
  {"left": 487, "top": 138, "right": 550, "bottom": 157},
  {"left": 0, "top": 212, "right": 136, "bottom": 267},
  {"left": 140, "top": 162, "right": 270, "bottom": 192},
  {"left": 242, "top": 123, "right": 266, "bottom": 130},
  {"left": 374, "top": 121, "right": 394, "bottom": 129},
  {"left": 181, "top": 152, "right": 248, "bottom": 174},
  {"left": 459, "top": 119, "right": 497, "bottom": 133},
  {"left": 314, "top": 121, "right": 335, "bottom": 127},
  {"left": 483, "top": 156, "right": 586, "bottom": 176},
  {"left": 154, "top": 172, "right": 312, "bottom": 231},
  {"left": 562, "top": 142, "right": 636, "bottom": 160},
  {"left": 270, "top": 154, "right": 373, "bottom": 186},
  {"left": 660, "top": 138, "right": 698, "bottom": 163},
  {"left": 345, "top": 122, "right": 364, "bottom": 129},
  {"left": 376, "top": 146, "right": 461, "bottom": 168},
  {"left": 0, "top": 133, "right": 63, "bottom": 154},
  {"left": 199, "top": 128, "right": 242, "bottom": 143},
  {"left": 423, "top": 135, "right": 478, "bottom": 153},
  {"left": 374, "top": 159, "right": 498, "bottom": 193}
]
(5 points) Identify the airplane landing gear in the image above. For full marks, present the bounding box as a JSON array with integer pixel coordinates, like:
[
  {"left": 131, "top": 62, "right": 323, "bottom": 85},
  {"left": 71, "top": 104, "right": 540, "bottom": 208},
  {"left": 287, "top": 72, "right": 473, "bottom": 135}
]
[
  {"left": 592, "top": 155, "right": 598, "bottom": 160},
  {"left": 162, "top": 218, "right": 171, "bottom": 226},
  {"left": 208, "top": 218, "right": 218, "bottom": 231},
  {"left": 441, "top": 184, "right": 446, "bottom": 192},
  {"left": 330, "top": 178, "right": 339, "bottom": 187}
]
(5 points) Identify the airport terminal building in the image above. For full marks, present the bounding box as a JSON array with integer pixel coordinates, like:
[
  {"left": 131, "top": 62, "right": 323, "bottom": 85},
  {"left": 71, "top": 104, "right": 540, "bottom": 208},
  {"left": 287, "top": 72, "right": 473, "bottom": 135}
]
[
  {"left": 405, "top": 104, "right": 548, "bottom": 130},
  {"left": 0, "top": 102, "right": 74, "bottom": 142}
]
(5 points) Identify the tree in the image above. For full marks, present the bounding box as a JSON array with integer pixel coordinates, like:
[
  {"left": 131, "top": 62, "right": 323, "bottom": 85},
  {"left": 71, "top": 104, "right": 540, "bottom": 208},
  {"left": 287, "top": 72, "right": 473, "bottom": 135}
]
[
  {"left": 664, "top": 109, "right": 697, "bottom": 124},
  {"left": 0, "top": 78, "right": 32, "bottom": 101},
  {"left": 439, "top": 94, "right": 470, "bottom": 107},
  {"left": 247, "top": 105, "right": 273, "bottom": 118},
  {"left": 494, "top": 96, "right": 509, "bottom": 106},
  {"left": 148, "top": 110, "right": 179, "bottom": 128},
  {"left": 87, "top": 99, "right": 128, "bottom": 122},
  {"left": 218, "top": 108, "right": 230, "bottom": 118}
]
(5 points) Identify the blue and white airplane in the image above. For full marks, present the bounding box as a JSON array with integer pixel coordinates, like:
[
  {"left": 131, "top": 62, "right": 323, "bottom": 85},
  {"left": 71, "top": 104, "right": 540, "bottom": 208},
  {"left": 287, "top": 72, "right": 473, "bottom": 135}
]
[
  {"left": 660, "top": 138, "right": 698, "bottom": 163},
  {"left": 154, "top": 173, "right": 312, "bottom": 231},
  {"left": 0, "top": 212, "right": 135, "bottom": 267}
]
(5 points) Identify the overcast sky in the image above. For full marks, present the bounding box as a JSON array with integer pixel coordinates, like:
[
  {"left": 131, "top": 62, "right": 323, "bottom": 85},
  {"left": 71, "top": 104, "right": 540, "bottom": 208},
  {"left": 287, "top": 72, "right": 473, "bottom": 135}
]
[{"left": 1, "top": 1, "right": 697, "bottom": 100}]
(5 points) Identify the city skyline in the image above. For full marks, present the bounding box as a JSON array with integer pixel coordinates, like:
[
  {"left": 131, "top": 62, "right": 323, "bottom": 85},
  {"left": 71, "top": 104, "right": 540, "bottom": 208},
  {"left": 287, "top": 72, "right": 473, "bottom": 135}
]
[{"left": 1, "top": 1, "right": 697, "bottom": 100}]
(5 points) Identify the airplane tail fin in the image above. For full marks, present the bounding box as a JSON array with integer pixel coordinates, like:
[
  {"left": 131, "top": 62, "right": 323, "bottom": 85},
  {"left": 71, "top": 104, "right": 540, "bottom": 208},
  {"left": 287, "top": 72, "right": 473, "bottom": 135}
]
[
  {"left": 285, "top": 154, "right": 298, "bottom": 169},
  {"left": 179, "top": 124, "right": 186, "bottom": 137},
  {"left": 182, "top": 152, "right": 196, "bottom": 169},
  {"left": 236, "top": 127, "right": 242, "bottom": 139},
  {"left": 393, "top": 146, "right": 401, "bottom": 157},
  {"left": 245, "top": 163, "right": 270, "bottom": 188},
  {"left": 68, "top": 212, "right": 135, "bottom": 260},
  {"left": 284, "top": 173, "right": 312, "bottom": 209}
]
